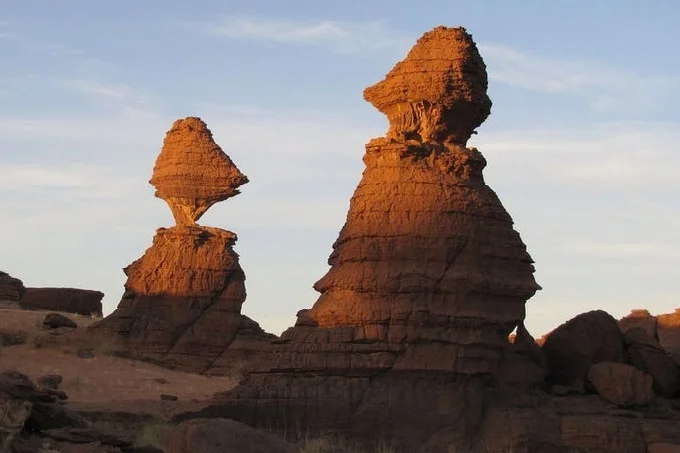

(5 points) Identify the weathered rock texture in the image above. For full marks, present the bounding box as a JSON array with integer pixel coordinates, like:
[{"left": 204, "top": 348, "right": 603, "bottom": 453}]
[
  {"left": 90, "top": 118, "right": 271, "bottom": 375},
  {"left": 0, "top": 271, "right": 25, "bottom": 304},
  {"left": 620, "top": 308, "right": 680, "bottom": 366},
  {"left": 186, "top": 26, "right": 541, "bottom": 449},
  {"left": 150, "top": 117, "right": 248, "bottom": 226},
  {"left": 20, "top": 287, "right": 104, "bottom": 317},
  {"left": 177, "top": 27, "right": 680, "bottom": 452}
]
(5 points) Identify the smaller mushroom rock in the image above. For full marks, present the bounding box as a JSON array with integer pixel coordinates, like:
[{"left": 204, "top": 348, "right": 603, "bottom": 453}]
[{"left": 150, "top": 117, "right": 248, "bottom": 226}]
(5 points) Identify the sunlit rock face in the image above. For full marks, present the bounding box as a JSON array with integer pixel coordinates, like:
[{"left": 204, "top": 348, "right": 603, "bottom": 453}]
[
  {"left": 150, "top": 117, "right": 248, "bottom": 226},
  {"left": 91, "top": 118, "right": 272, "bottom": 376},
  {"left": 196, "top": 26, "right": 541, "bottom": 449}
]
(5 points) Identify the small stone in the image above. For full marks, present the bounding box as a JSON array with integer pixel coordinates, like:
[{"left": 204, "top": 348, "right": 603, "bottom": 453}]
[
  {"left": 160, "top": 394, "right": 178, "bottom": 401},
  {"left": 37, "top": 374, "right": 63, "bottom": 390},
  {"left": 77, "top": 348, "right": 95, "bottom": 359}
]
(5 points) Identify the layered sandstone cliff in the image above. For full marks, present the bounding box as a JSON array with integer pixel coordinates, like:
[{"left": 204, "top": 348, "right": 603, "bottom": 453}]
[{"left": 91, "top": 117, "right": 271, "bottom": 375}]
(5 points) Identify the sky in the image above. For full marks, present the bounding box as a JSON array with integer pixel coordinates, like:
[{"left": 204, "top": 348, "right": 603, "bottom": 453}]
[{"left": 1, "top": 1, "right": 679, "bottom": 337}]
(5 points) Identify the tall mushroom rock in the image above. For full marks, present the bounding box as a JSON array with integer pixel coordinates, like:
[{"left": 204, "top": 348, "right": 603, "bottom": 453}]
[
  {"left": 90, "top": 117, "right": 272, "bottom": 376},
  {"left": 208, "top": 26, "right": 541, "bottom": 446}
]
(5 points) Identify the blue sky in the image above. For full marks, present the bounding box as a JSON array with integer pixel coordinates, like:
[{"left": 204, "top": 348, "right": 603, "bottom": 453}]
[{"left": 1, "top": 1, "right": 678, "bottom": 337}]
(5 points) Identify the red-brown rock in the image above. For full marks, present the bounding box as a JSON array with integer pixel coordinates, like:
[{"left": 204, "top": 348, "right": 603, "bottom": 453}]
[
  {"left": 0, "top": 271, "right": 25, "bottom": 304},
  {"left": 149, "top": 117, "right": 248, "bottom": 226},
  {"left": 20, "top": 288, "right": 103, "bottom": 317},
  {"left": 90, "top": 226, "right": 272, "bottom": 375},
  {"left": 541, "top": 310, "right": 626, "bottom": 388},
  {"left": 624, "top": 327, "right": 678, "bottom": 398},
  {"left": 190, "top": 26, "right": 540, "bottom": 449},
  {"left": 91, "top": 117, "right": 271, "bottom": 375}
]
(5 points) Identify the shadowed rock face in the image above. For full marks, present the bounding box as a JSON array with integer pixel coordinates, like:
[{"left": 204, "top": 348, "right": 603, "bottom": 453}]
[
  {"left": 91, "top": 118, "right": 271, "bottom": 375},
  {"left": 150, "top": 117, "right": 248, "bottom": 226},
  {"left": 20, "top": 288, "right": 104, "bottom": 317},
  {"left": 0, "top": 271, "right": 25, "bottom": 304},
  {"left": 194, "top": 26, "right": 540, "bottom": 449}
]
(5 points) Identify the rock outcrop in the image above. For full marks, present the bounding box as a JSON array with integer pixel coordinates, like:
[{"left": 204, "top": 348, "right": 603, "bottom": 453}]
[
  {"left": 620, "top": 308, "right": 680, "bottom": 366},
  {"left": 0, "top": 271, "right": 25, "bottom": 305},
  {"left": 175, "top": 27, "right": 680, "bottom": 452},
  {"left": 542, "top": 310, "right": 626, "bottom": 388},
  {"left": 149, "top": 117, "right": 248, "bottom": 226},
  {"left": 186, "top": 26, "right": 541, "bottom": 449},
  {"left": 20, "top": 287, "right": 104, "bottom": 317},
  {"left": 90, "top": 117, "right": 272, "bottom": 375}
]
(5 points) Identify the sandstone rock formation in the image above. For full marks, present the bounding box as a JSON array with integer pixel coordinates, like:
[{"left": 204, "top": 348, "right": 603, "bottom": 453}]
[
  {"left": 542, "top": 310, "right": 626, "bottom": 388},
  {"left": 176, "top": 27, "right": 680, "bottom": 452},
  {"left": 620, "top": 308, "right": 680, "bottom": 366},
  {"left": 149, "top": 117, "right": 248, "bottom": 226},
  {"left": 0, "top": 271, "right": 25, "bottom": 305},
  {"left": 20, "top": 287, "right": 104, "bottom": 317},
  {"left": 186, "top": 26, "right": 541, "bottom": 449},
  {"left": 587, "top": 362, "right": 654, "bottom": 407},
  {"left": 624, "top": 327, "right": 679, "bottom": 398},
  {"left": 90, "top": 117, "right": 272, "bottom": 375}
]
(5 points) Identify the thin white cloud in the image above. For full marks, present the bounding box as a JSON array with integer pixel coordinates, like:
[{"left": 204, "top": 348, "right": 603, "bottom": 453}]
[
  {"left": 477, "top": 122, "right": 680, "bottom": 188},
  {"left": 62, "top": 79, "right": 151, "bottom": 106},
  {"left": 554, "top": 242, "right": 680, "bottom": 259},
  {"left": 191, "top": 16, "right": 411, "bottom": 55},
  {"left": 480, "top": 43, "right": 676, "bottom": 113}
]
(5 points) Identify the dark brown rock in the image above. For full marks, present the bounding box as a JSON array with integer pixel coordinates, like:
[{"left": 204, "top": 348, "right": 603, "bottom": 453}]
[
  {"left": 658, "top": 309, "right": 680, "bottom": 365},
  {"left": 36, "top": 375, "right": 63, "bottom": 391},
  {"left": 21, "top": 288, "right": 104, "bottom": 317},
  {"left": 624, "top": 327, "right": 678, "bottom": 398},
  {"left": 542, "top": 310, "right": 626, "bottom": 388},
  {"left": 587, "top": 362, "right": 653, "bottom": 407},
  {"left": 43, "top": 313, "right": 78, "bottom": 329},
  {"left": 619, "top": 309, "right": 658, "bottom": 338},
  {"left": 0, "top": 271, "right": 25, "bottom": 305},
  {"left": 0, "top": 328, "right": 27, "bottom": 346},
  {"left": 149, "top": 117, "right": 248, "bottom": 226}
]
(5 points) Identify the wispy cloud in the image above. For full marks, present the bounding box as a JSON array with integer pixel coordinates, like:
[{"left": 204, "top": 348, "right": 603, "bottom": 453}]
[
  {"left": 190, "top": 16, "right": 411, "bottom": 56},
  {"left": 62, "top": 79, "right": 151, "bottom": 107},
  {"left": 480, "top": 43, "right": 676, "bottom": 113},
  {"left": 478, "top": 121, "right": 680, "bottom": 188}
]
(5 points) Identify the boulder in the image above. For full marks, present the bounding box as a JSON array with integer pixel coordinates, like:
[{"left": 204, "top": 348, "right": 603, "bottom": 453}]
[
  {"left": 587, "top": 362, "right": 653, "bottom": 407},
  {"left": 21, "top": 287, "right": 104, "bottom": 317},
  {"left": 619, "top": 309, "right": 657, "bottom": 338},
  {"left": 164, "top": 418, "right": 297, "bottom": 453},
  {"left": 43, "top": 313, "right": 78, "bottom": 329},
  {"left": 624, "top": 327, "right": 678, "bottom": 398},
  {"left": 542, "top": 310, "right": 626, "bottom": 388}
]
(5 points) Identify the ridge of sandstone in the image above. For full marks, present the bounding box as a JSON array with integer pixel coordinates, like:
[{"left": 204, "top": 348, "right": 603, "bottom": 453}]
[
  {"left": 90, "top": 118, "right": 272, "bottom": 375},
  {"left": 0, "top": 271, "right": 25, "bottom": 305}
]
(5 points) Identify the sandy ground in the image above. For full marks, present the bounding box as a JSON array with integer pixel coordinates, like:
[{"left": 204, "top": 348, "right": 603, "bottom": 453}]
[{"left": 0, "top": 308, "right": 238, "bottom": 419}]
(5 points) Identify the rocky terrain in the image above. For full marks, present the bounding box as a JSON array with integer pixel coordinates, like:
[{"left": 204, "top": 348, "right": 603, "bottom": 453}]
[
  {"left": 2, "top": 25, "right": 680, "bottom": 453},
  {"left": 89, "top": 117, "right": 273, "bottom": 377}
]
